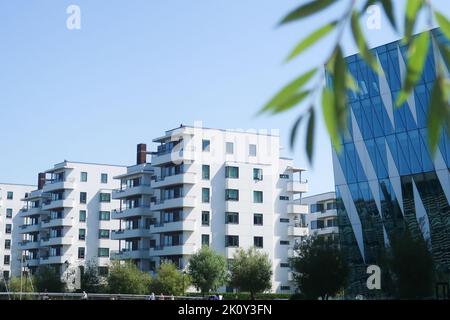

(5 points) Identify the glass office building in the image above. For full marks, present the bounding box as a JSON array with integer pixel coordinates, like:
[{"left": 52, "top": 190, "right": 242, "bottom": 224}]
[{"left": 330, "top": 28, "right": 450, "bottom": 297}]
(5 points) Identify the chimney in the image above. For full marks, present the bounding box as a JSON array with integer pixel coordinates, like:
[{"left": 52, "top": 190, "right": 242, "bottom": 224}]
[
  {"left": 137, "top": 143, "right": 147, "bottom": 165},
  {"left": 38, "top": 173, "right": 46, "bottom": 190}
]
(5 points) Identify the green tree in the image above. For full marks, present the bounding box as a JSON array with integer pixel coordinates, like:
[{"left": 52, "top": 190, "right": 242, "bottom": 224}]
[
  {"left": 81, "top": 261, "right": 105, "bottom": 293},
  {"left": 8, "top": 276, "right": 35, "bottom": 300},
  {"left": 388, "top": 230, "right": 434, "bottom": 299},
  {"left": 261, "top": 0, "right": 450, "bottom": 163},
  {"left": 149, "top": 262, "right": 189, "bottom": 296},
  {"left": 107, "top": 261, "right": 151, "bottom": 295},
  {"left": 290, "top": 237, "right": 349, "bottom": 300},
  {"left": 34, "top": 266, "right": 66, "bottom": 292},
  {"left": 229, "top": 247, "right": 273, "bottom": 300},
  {"left": 188, "top": 246, "right": 228, "bottom": 295}
]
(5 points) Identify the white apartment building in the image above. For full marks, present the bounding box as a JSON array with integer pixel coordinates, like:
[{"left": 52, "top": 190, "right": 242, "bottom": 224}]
[
  {"left": 18, "top": 161, "right": 126, "bottom": 286},
  {"left": 303, "top": 191, "right": 338, "bottom": 241},
  {"left": 0, "top": 183, "right": 35, "bottom": 279},
  {"left": 111, "top": 125, "right": 309, "bottom": 293}
]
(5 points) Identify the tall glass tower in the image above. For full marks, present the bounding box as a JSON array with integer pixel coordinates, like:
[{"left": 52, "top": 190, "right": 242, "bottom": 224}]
[{"left": 331, "top": 28, "right": 450, "bottom": 297}]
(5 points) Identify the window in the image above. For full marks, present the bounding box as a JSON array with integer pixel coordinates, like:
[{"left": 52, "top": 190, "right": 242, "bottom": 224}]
[
  {"left": 4, "top": 255, "right": 10, "bottom": 265},
  {"left": 253, "top": 191, "right": 263, "bottom": 203},
  {"left": 5, "top": 239, "right": 11, "bottom": 250},
  {"left": 80, "top": 172, "right": 88, "bottom": 182},
  {"left": 79, "top": 229, "right": 86, "bottom": 241},
  {"left": 202, "top": 165, "right": 210, "bottom": 180},
  {"left": 279, "top": 174, "right": 289, "bottom": 179},
  {"left": 249, "top": 144, "right": 257, "bottom": 156},
  {"left": 225, "top": 212, "right": 239, "bottom": 224},
  {"left": 254, "top": 214, "right": 263, "bottom": 226},
  {"left": 101, "top": 173, "right": 108, "bottom": 184},
  {"left": 280, "top": 263, "right": 290, "bottom": 268},
  {"left": 5, "top": 224, "right": 11, "bottom": 234},
  {"left": 254, "top": 237, "right": 263, "bottom": 248},
  {"left": 280, "top": 218, "right": 290, "bottom": 223},
  {"left": 280, "top": 286, "right": 291, "bottom": 291},
  {"left": 253, "top": 168, "right": 263, "bottom": 181},
  {"left": 327, "top": 202, "right": 337, "bottom": 210},
  {"left": 280, "top": 240, "right": 290, "bottom": 245},
  {"left": 6, "top": 208, "right": 13, "bottom": 218},
  {"left": 98, "top": 266, "right": 109, "bottom": 276},
  {"left": 99, "top": 193, "right": 111, "bottom": 203},
  {"left": 311, "top": 203, "right": 324, "bottom": 213},
  {"left": 225, "top": 189, "right": 239, "bottom": 201},
  {"left": 202, "top": 139, "right": 210, "bottom": 152},
  {"left": 226, "top": 142, "right": 234, "bottom": 154},
  {"left": 99, "top": 211, "right": 110, "bottom": 221},
  {"left": 202, "top": 211, "right": 210, "bottom": 226},
  {"left": 98, "top": 248, "right": 109, "bottom": 257},
  {"left": 99, "top": 229, "right": 110, "bottom": 239},
  {"left": 202, "top": 234, "right": 210, "bottom": 247},
  {"left": 279, "top": 196, "right": 289, "bottom": 201},
  {"left": 202, "top": 188, "right": 210, "bottom": 203},
  {"left": 225, "top": 235, "right": 239, "bottom": 247},
  {"left": 79, "top": 210, "right": 86, "bottom": 222},
  {"left": 6, "top": 191, "right": 13, "bottom": 200},
  {"left": 225, "top": 166, "right": 239, "bottom": 179},
  {"left": 78, "top": 247, "right": 85, "bottom": 259},
  {"left": 3, "top": 271, "right": 9, "bottom": 280},
  {"left": 80, "top": 192, "right": 87, "bottom": 204}
]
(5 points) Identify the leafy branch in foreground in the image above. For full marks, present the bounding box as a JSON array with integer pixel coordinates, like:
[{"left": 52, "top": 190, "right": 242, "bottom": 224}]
[{"left": 260, "top": 0, "right": 450, "bottom": 163}]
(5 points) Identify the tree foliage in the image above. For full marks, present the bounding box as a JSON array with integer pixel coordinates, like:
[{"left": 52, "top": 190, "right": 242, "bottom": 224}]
[
  {"left": 388, "top": 230, "right": 434, "bottom": 299},
  {"left": 34, "top": 266, "right": 66, "bottom": 292},
  {"left": 81, "top": 261, "right": 105, "bottom": 293},
  {"left": 188, "top": 246, "right": 228, "bottom": 295},
  {"left": 107, "top": 261, "right": 151, "bottom": 295},
  {"left": 149, "top": 262, "right": 189, "bottom": 296},
  {"left": 261, "top": 0, "right": 450, "bottom": 163},
  {"left": 229, "top": 247, "right": 273, "bottom": 299},
  {"left": 290, "top": 237, "right": 349, "bottom": 300}
]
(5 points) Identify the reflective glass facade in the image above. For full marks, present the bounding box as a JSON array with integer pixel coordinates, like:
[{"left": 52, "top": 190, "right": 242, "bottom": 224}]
[{"left": 330, "top": 28, "right": 450, "bottom": 296}]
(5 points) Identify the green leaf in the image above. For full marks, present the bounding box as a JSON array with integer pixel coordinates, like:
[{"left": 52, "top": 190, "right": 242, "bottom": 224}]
[
  {"left": 322, "top": 87, "right": 341, "bottom": 151},
  {"left": 396, "top": 31, "right": 430, "bottom": 106},
  {"left": 285, "top": 21, "right": 337, "bottom": 62},
  {"left": 351, "top": 10, "right": 381, "bottom": 73},
  {"left": 279, "top": 0, "right": 337, "bottom": 26},
  {"left": 306, "top": 108, "right": 315, "bottom": 163},
  {"left": 427, "top": 76, "right": 449, "bottom": 154},
  {"left": 437, "top": 42, "right": 450, "bottom": 68},
  {"left": 272, "top": 90, "right": 310, "bottom": 114},
  {"left": 404, "top": 0, "right": 423, "bottom": 43},
  {"left": 434, "top": 11, "right": 450, "bottom": 40},
  {"left": 333, "top": 46, "right": 348, "bottom": 132},
  {"left": 346, "top": 71, "right": 359, "bottom": 93},
  {"left": 290, "top": 114, "right": 304, "bottom": 149},
  {"left": 260, "top": 68, "right": 317, "bottom": 114}
]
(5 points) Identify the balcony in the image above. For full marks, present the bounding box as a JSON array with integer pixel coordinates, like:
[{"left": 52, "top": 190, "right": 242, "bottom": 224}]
[
  {"left": 42, "top": 178, "right": 75, "bottom": 192},
  {"left": 151, "top": 146, "right": 196, "bottom": 166},
  {"left": 19, "top": 224, "right": 41, "bottom": 234},
  {"left": 149, "top": 243, "right": 197, "bottom": 256},
  {"left": 287, "top": 225, "right": 309, "bottom": 237},
  {"left": 42, "top": 199, "right": 75, "bottom": 211},
  {"left": 20, "top": 206, "right": 45, "bottom": 217},
  {"left": 41, "top": 217, "right": 74, "bottom": 229},
  {"left": 112, "top": 185, "right": 153, "bottom": 200},
  {"left": 287, "top": 203, "right": 308, "bottom": 215},
  {"left": 40, "top": 236, "right": 73, "bottom": 247},
  {"left": 150, "top": 219, "right": 196, "bottom": 234},
  {"left": 152, "top": 196, "right": 196, "bottom": 211},
  {"left": 287, "top": 181, "right": 308, "bottom": 193},
  {"left": 24, "top": 258, "right": 40, "bottom": 267},
  {"left": 40, "top": 255, "right": 71, "bottom": 265},
  {"left": 311, "top": 226, "right": 339, "bottom": 236},
  {"left": 111, "top": 228, "right": 150, "bottom": 240},
  {"left": 18, "top": 240, "right": 40, "bottom": 250},
  {"left": 152, "top": 172, "right": 197, "bottom": 189},
  {"left": 111, "top": 249, "right": 151, "bottom": 260},
  {"left": 112, "top": 206, "right": 153, "bottom": 219},
  {"left": 314, "top": 209, "right": 338, "bottom": 219}
]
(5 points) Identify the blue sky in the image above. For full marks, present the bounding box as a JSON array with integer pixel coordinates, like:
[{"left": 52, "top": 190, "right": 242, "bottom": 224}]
[{"left": 0, "top": 0, "right": 448, "bottom": 195}]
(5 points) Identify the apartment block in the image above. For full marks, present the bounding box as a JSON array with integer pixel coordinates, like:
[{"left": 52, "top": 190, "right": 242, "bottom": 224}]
[
  {"left": 303, "top": 192, "right": 338, "bottom": 241},
  {"left": 18, "top": 161, "right": 126, "bottom": 285},
  {"left": 111, "top": 125, "right": 309, "bottom": 293},
  {"left": 0, "top": 183, "right": 35, "bottom": 279}
]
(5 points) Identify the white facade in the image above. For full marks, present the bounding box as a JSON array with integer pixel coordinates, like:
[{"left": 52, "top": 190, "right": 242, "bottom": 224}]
[
  {"left": 303, "top": 191, "right": 338, "bottom": 240},
  {"left": 18, "top": 161, "right": 126, "bottom": 284},
  {"left": 111, "top": 125, "right": 309, "bottom": 293},
  {"left": 0, "top": 183, "right": 35, "bottom": 278}
]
